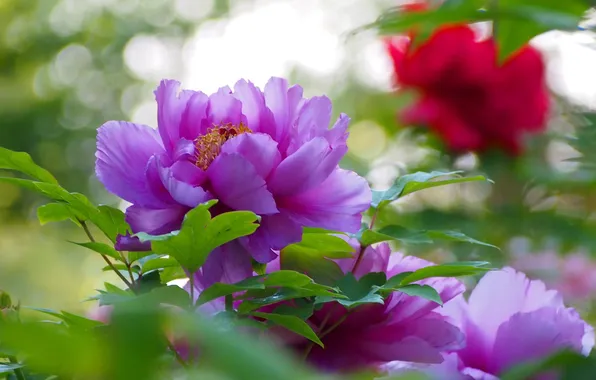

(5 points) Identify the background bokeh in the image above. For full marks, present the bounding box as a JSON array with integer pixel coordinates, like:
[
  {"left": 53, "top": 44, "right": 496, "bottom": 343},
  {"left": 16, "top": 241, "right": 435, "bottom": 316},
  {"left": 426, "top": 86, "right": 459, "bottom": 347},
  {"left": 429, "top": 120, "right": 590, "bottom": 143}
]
[{"left": 1, "top": 0, "right": 596, "bottom": 316}]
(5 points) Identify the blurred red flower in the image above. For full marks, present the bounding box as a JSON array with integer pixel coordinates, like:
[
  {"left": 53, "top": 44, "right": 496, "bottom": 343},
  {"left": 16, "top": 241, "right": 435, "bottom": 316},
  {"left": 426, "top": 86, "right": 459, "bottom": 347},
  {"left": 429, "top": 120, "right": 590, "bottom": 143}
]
[{"left": 387, "top": 24, "right": 549, "bottom": 155}]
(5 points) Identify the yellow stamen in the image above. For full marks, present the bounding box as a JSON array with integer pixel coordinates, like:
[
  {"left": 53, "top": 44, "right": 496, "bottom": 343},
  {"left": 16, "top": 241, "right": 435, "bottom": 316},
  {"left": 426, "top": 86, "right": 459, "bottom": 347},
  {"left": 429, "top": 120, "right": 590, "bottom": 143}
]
[{"left": 194, "top": 122, "right": 252, "bottom": 170}]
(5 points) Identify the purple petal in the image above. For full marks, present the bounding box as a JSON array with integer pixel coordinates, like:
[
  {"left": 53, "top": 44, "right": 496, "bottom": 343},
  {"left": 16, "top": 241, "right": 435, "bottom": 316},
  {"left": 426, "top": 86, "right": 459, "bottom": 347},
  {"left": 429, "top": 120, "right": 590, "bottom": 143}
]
[
  {"left": 115, "top": 234, "right": 151, "bottom": 251},
  {"left": 221, "top": 133, "right": 281, "bottom": 179},
  {"left": 287, "top": 96, "right": 332, "bottom": 154},
  {"left": 264, "top": 77, "right": 305, "bottom": 153},
  {"left": 491, "top": 307, "right": 586, "bottom": 375},
  {"left": 194, "top": 241, "right": 253, "bottom": 288},
  {"left": 125, "top": 204, "right": 188, "bottom": 235},
  {"left": 233, "top": 79, "right": 276, "bottom": 134},
  {"left": 335, "top": 243, "right": 391, "bottom": 279},
  {"left": 276, "top": 169, "right": 371, "bottom": 232},
  {"left": 180, "top": 89, "right": 209, "bottom": 140},
  {"left": 96, "top": 121, "right": 166, "bottom": 207},
  {"left": 325, "top": 113, "right": 350, "bottom": 147},
  {"left": 207, "top": 153, "right": 278, "bottom": 214},
  {"left": 269, "top": 137, "right": 348, "bottom": 196},
  {"left": 240, "top": 214, "right": 302, "bottom": 263},
  {"left": 156, "top": 160, "right": 213, "bottom": 208},
  {"left": 145, "top": 155, "right": 176, "bottom": 205},
  {"left": 173, "top": 139, "right": 196, "bottom": 162},
  {"left": 155, "top": 80, "right": 194, "bottom": 152},
  {"left": 169, "top": 160, "right": 207, "bottom": 186},
  {"left": 207, "top": 86, "right": 245, "bottom": 126},
  {"left": 385, "top": 254, "right": 465, "bottom": 323},
  {"left": 466, "top": 268, "right": 565, "bottom": 353}
]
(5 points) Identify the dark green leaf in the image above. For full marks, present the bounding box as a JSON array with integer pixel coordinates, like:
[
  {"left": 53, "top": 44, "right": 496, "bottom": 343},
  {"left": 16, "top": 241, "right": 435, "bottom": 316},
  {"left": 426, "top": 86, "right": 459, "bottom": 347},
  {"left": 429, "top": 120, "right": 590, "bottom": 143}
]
[
  {"left": 385, "top": 272, "right": 414, "bottom": 289},
  {"left": 424, "top": 230, "right": 499, "bottom": 250},
  {"left": 365, "top": 225, "right": 499, "bottom": 249},
  {"left": 71, "top": 241, "right": 122, "bottom": 261},
  {"left": 0, "top": 147, "right": 58, "bottom": 183},
  {"left": 272, "top": 302, "right": 315, "bottom": 320},
  {"left": 151, "top": 201, "right": 260, "bottom": 272},
  {"left": 400, "top": 262, "right": 491, "bottom": 285},
  {"left": 323, "top": 272, "right": 386, "bottom": 308},
  {"left": 397, "top": 284, "right": 443, "bottom": 305},
  {"left": 252, "top": 312, "right": 323, "bottom": 347},
  {"left": 197, "top": 271, "right": 319, "bottom": 306},
  {"left": 281, "top": 243, "right": 346, "bottom": 286}
]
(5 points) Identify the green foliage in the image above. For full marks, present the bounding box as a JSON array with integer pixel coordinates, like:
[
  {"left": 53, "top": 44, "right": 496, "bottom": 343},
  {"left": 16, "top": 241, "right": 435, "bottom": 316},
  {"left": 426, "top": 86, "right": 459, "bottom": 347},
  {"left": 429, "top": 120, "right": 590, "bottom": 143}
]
[
  {"left": 148, "top": 200, "right": 260, "bottom": 272},
  {"left": 252, "top": 312, "right": 324, "bottom": 347},
  {"left": 372, "top": 171, "right": 492, "bottom": 208},
  {"left": 361, "top": 225, "right": 499, "bottom": 249}
]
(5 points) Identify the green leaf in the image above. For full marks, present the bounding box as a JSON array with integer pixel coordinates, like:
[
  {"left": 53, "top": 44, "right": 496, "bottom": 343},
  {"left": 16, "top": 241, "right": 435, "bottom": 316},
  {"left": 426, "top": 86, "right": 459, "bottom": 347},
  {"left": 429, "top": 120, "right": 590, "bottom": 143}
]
[
  {"left": 252, "top": 312, "right": 324, "bottom": 347},
  {"left": 197, "top": 271, "right": 318, "bottom": 306},
  {"left": 237, "top": 286, "right": 338, "bottom": 314},
  {"left": 151, "top": 201, "right": 260, "bottom": 272},
  {"left": 372, "top": 171, "right": 491, "bottom": 208},
  {"left": 160, "top": 266, "right": 187, "bottom": 284},
  {"left": 281, "top": 233, "right": 351, "bottom": 286},
  {"left": 94, "top": 205, "right": 129, "bottom": 242},
  {"left": 384, "top": 272, "right": 414, "bottom": 289},
  {"left": 142, "top": 257, "right": 180, "bottom": 273},
  {"left": 71, "top": 241, "right": 122, "bottom": 261},
  {"left": 37, "top": 203, "right": 83, "bottom": 226},
  {"left": 294, "top": 232, "right": 354, "bottom": 258},
  {"left": 494, "top": 0, "right": 589, "bottom": 60},
  {"left": 272, "top": 302, "right": 315, "bottom": 320},
  {"left": 0, "top": 147, "right": 58, "bottom": 183},
  {"left": 362, "top": 225, "right": 499, "bottom": 250},
  {"left": 424, "top": 230, "right": 499, "bottom": 250},
  {"left": 0, "top": 363, "right": 24, "bottom": 374},
  {"left": 399, "top": 262, "right": 492, "bottom": 285},
  {"left": 0, "top": 177, "right": 126, "bottom": 242},
  {"left": 318, "top": 272, "right": 386, "bottom": 309},
  {"left": 397, "top": 284, "right": 443, "bottom": 305}
]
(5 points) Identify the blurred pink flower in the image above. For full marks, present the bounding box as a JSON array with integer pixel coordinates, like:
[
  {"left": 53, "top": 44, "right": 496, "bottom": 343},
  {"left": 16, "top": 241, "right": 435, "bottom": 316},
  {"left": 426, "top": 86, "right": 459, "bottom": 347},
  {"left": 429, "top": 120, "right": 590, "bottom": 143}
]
[{"left": 512, "top": 251, "right": 596, "bottom": 304}]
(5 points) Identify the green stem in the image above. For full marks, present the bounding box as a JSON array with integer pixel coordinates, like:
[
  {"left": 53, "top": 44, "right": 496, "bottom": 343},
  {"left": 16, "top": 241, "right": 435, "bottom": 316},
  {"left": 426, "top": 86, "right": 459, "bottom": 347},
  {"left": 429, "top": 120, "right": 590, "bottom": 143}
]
[
  {"left": 80, "top": 220, "right": 133, "bottom": 289},
  {"left": 302, "top": 313, "right": 331, "bottom": 361},
  {"left": 225, "top": 295, "right": 233, "bottom": 312},
  {"left": 7, "top": 356, "right": 26, "bottom": 380},
  {"left": 118, "top": 251, "right": 136, "bottom": 286}
]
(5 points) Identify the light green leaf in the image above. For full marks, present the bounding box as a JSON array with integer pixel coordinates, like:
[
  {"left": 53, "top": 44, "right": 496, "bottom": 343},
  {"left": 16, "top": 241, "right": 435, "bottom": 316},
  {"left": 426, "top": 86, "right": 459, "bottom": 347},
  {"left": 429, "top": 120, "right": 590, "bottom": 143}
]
[
  {"left": 397, "top": 284, "right": 443, "bottom": 305},
  {"left": 0, "top": 147, "right": 58, "bottom": 183},
  {"left": 252, "top": 312, "right": 324, "bottom": 347},
  {"left": 71, "top": 241, "right": 123, "bottom": 261},
  {"left": 372, "top": 171, "right": 491, "bottom": 208},
  {"left": 37, "top": 203, "right": 83, "bottom": 226},
  {"left": 151, "top": 200, "right": 260, "bottom": 272},
  {"left": 142, "top": 257, "right": 180, "bottom": 273},
  {"left": 0, "top": 363, "right": 24, "bottom": 374}
]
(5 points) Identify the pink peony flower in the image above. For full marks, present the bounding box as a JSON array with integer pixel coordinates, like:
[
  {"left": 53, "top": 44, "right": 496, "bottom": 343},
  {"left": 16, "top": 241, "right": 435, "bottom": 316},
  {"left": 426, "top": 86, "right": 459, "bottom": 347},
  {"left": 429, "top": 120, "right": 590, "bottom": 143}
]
[
  {"left": 267, "top": 242, "right": 465, "bottom": 372},
  {"left": 410, "top": 268, "right": 595, "bottom": 379},
  {"left": 95, "top": 78, "right": 371, "bottom": 286}
]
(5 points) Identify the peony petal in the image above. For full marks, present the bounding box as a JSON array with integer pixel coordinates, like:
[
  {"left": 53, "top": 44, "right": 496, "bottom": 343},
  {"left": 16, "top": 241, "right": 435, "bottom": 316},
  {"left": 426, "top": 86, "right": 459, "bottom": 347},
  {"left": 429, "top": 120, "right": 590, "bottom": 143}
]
[
  {"left": 264, "top": 77, "right": 305, "bottom": 153},
  {"left": 466, "top": 267, "right": 564, "bottom": 353},
  {"left": 276, "top": 169, "right": 371, "bottom": 232},
  {"left": 294, "top": 96, "right": 332, "bottom": 141},
  {"left": 180, "top": 89, "right": 209, "bottom": 140},
  {"left": 155, "top": 80, "right": 194, "bottom": 152},
  {"left": 269, "top": 137, "right": 348, "bottom": 196},
  {"left": 240, "top": 214, "right": 302, "bottom": 263},
  {"left": 221, "top": 133, "right": 281, "bottom": 179},
  {"left": 169, "top": 160, "right": 207, "bottom": 186},
  {"left": 125, "top": 204, "right": 188, "bottom": 235},
  {"left": 233, "top": 79, "right": 276, "bottom": 134},
  {"left": 207, "top": 86, "right": 245, "bottom": 126},
  {"left": 207, "top": 153, "right": 278, "bottom": 214},
  {"left": 156, "top": 160, "right": 213, "bottom": 208},
  {"left": 491, "top": 307, "right": 586, "bottom": 375},
  {"left": 115, "top": 234, "right": 151, "bottom": 251},
  {"left": 95, "top": 121, "right": 166, "bottom": 207},
  {"left": 335, "top": 243, "right": 391, "bottom": 279},
  {"left": 194, "top": 241, "right": 253, "bottom": 288},
  {"left": 145, "top": 155, "right": 176, "bottom": 205}
]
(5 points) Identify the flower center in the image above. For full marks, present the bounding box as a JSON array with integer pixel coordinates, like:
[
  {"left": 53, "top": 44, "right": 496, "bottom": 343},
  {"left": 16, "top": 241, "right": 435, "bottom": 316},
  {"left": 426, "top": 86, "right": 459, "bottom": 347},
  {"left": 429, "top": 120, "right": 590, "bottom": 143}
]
[{"left": 194, "top": 122, "right": 252, "bottom": 170}]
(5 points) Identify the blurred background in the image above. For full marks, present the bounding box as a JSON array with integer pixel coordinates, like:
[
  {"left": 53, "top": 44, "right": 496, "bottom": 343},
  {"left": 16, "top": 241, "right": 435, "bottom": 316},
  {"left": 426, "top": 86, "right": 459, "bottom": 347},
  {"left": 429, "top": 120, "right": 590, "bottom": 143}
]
[{"left": 1, "top": 0, "right": 596, "bottom": 317}]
